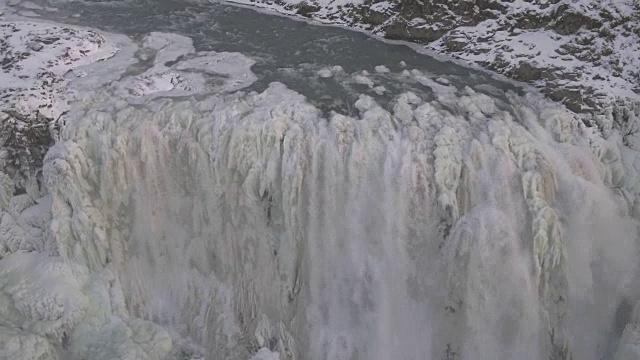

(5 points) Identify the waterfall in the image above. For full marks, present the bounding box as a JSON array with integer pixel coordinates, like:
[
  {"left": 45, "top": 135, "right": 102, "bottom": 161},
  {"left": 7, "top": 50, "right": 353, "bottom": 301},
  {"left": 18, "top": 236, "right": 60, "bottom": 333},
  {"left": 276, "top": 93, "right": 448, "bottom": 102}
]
[
  {"left": 42, "top": 76, "right": 640, "bottom": 358},
  {"left": 2, "top": 27, "right": 640, "bottom": 360}
]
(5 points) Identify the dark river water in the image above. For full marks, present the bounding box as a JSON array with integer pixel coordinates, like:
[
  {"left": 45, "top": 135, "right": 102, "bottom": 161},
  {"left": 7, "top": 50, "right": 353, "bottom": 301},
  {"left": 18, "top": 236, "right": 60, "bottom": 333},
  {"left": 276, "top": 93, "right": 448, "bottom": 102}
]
[{"left": 31, "top": 0, "right": 522, "bottom": 114}]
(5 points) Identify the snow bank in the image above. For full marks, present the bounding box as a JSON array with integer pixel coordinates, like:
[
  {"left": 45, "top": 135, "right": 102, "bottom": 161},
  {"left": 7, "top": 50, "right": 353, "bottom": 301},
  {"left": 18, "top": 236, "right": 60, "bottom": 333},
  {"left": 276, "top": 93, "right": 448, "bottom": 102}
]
[
  {"left": 0, "top": 19, "right": 135, "bottom": 180},
  {"left": 0, "top": 20, "right": 121, "bottom": 122}
]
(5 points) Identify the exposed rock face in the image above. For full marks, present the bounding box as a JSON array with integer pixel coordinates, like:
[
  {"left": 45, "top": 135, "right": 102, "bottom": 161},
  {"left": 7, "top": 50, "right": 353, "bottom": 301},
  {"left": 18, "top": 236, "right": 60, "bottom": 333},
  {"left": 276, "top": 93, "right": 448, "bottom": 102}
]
[
  {"left": 295, "top": 1, "right": 320, "bottom": 17},
  {"left": 552, "top": 6, "right": 600, "bottom": 35}
]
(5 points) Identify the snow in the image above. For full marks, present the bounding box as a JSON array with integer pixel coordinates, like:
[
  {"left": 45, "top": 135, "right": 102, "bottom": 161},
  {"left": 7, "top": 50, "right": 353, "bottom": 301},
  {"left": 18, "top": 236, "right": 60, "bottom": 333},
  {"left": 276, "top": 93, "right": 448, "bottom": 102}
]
[
  {"left": 618, "top": 304, "right": 640, "bottom": 360},
  {"left": 249, "top": 348, "right": 281, "bottom": 360},
  {"left": 0, "top": 193, "right": 51, "bottom": 258},
  {"left": 374, "top": 65, "right": 390, "bottom": 73},
  {"left": 435, "top": 77, "right": 450, "bottom": 85},
  {"left": 317, "top": 65, "right": 345, "bottom": 78},
  {"left": 353, "top": 72, "right": 374, "bottom": 87},
  {"left": 370, "top": 1, "right": 392, "bottom": 12},
  {"left": 0, "top": 21, "right": 122, "bottom": 120},
  {"left": 430, "top": 21, "right": 640, "bottom": 103},
  {"left": 372, "top": 85, "right": 386, "bottom": 95},
  {"left": 0, "top": 19, "right": 173, "bottom": 360},
  {"left": 0, "top": 17, "right": 260, "bottom": 360},
  {"left": 0, "top": 17, "right": 141, "bottom": 186},
  {"left": 317, "top": 68, "right": 333, "bottom": 78},
  {"left": 228, "top": 0, "right": 365, "bottom": 21},
  {"left": 0, "top": 252, "right": 172, "bottom": 360},
  {"left": 408, "top": 17, "right": 427, "bottom": 26},
  {"left": 225, "top": 0, "right": 366, "bottom": 28}
]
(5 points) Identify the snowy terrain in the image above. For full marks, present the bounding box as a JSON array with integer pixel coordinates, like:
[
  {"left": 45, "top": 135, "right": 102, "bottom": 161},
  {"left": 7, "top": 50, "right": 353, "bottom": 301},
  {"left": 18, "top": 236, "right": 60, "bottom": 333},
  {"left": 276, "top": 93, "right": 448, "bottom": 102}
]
[
  {"left": 0, "top": 15, "right": 134, "bottom": 180},
  {"left": 1, "top": 1, "right": 640, "bottom": 360}
]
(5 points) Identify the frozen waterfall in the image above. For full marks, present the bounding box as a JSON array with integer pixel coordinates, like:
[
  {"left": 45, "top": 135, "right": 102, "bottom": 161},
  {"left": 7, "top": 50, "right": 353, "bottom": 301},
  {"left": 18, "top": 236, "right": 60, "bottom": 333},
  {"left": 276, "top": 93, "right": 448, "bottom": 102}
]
[{"left": 2, "top": 28, "right": 640, "bottom": 360}]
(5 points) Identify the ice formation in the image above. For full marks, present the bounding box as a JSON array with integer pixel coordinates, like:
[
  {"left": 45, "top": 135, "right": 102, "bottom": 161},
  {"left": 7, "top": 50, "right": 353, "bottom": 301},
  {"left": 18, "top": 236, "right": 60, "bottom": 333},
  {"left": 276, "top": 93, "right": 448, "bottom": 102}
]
[
  {"left": 223, "top": 0, "right": 640, "bottom": 124},
  {"left": 374, "top": 65, "right": 389, "bottom": 74},
  {"left": 115, "top": 32, "right": 257, "bottom": 100},
  {"left": 0, "top": 21, "right": 176, "bottom": 360},
  {"left": 316, "top": 66, "right": 344, "bottom": 80},
  {"left": 2, "top": 16, "right": 640, "bottom": 360},
  {"left": 40, "top": 67, "right": 640, "bottom": 359}
]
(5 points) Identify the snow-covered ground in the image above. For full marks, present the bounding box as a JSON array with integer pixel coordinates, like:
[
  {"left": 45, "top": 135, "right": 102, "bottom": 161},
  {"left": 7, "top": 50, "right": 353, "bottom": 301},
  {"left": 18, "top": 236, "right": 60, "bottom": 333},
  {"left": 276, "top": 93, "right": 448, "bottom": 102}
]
[
  {"left": 0, "top": 13, "right": 137, "bottom": 180},
  {"left": 428, "top": 0, "right": 640, "bottom": 112},
  {"left": 0, "top": 21, "right": 118, "bottom": 120}
]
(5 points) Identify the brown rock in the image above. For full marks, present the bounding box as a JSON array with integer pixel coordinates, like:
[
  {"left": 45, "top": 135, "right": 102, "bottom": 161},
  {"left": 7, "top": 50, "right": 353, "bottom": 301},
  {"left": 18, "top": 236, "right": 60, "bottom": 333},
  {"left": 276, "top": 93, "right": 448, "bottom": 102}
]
[{"left": 552, "top": 7, "right": 600, "bottom": 35}]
